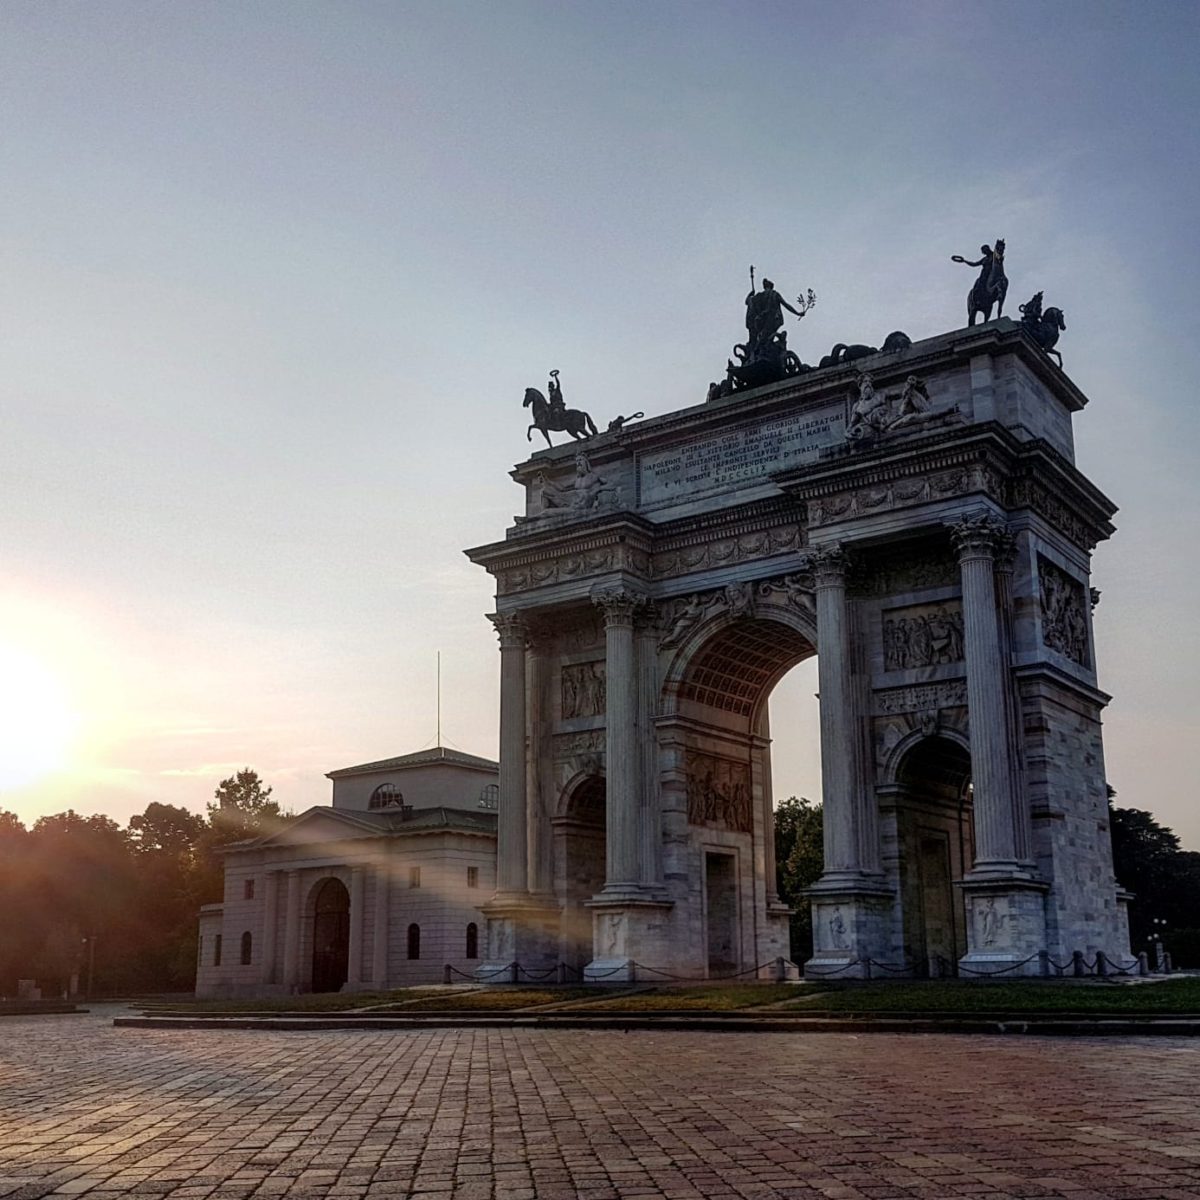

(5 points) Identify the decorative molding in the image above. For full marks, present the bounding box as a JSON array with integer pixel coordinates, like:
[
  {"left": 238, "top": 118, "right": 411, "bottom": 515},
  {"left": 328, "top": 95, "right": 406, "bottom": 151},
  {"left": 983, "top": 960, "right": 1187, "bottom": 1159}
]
[
  {"left": 488, "top": 612, "right": 527, "bottom": 650},
  {"left": 652, "top": 523, "right": 804, "bottom": 580},
  {"left": 1039, "top": 557, "right": 1091, "bottom": 668},
  {"left": 552, "top": 729, "right": 606, "bottom": 758},
  {"left": 810, "top": 544, "right": 850, "bottom": 588},
  {"left": 656, "top": 568, "right": 817, "bottom": 649},
  {"left": 684, "top": 751, "right": 753, "bottom": 834},
  {"left": 592, "top": 586, "right": 647, "bottom": 626},
  {"left": 882, "top": 601, "right": 965, "bottom": 671},
  {"left": 1008, "top": 477, "right": 1101, "bottom": 551},
  {"left": 497, "top": 543, "right": 650, "bottom": 596},
  {"left": 874, "top": 680, "right": 968, "bottom": 715},
  {"left": 808, "top": 463, "right": 1002, "bottom": 527},
  {"left": 853, "top": 546, "right": 958, "bottom": 597},
  {"left": 949, "top": 511, "right": 1010, "bottom": 560}
]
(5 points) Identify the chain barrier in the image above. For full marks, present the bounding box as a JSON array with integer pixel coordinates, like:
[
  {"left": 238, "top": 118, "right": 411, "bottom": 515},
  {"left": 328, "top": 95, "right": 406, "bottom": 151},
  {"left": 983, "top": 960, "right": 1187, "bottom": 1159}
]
[{"left": 956, "top": 953, "right": 1042, "bottom": 977}]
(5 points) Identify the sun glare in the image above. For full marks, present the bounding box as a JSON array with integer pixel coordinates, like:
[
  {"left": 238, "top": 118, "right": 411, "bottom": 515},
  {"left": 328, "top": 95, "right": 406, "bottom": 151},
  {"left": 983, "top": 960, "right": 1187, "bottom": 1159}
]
[{"left": 0, "top": 643, "right": 77, "bottom": 790}]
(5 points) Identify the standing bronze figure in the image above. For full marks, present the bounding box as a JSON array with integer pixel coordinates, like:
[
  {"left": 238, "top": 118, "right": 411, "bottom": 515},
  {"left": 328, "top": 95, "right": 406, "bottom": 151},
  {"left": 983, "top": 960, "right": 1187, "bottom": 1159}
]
[{"left": 953, "top": 239, "right": 1008, "bottom": 325}]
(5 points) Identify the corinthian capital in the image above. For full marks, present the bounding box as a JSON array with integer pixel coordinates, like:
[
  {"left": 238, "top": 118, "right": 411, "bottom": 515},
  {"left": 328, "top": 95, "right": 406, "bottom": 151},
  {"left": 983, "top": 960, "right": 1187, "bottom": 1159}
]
[
  {"left": 808, "top": 544, "right": 851, "bottom": 589},
  {"left": 488, "top": 611, "right": 528, "bottom": 650},
  {"left": 591, "top": 586, "right": 646, "bottom": 627},
  {"left": 949, "top": 512, "right": 1010, "bottom": 561}
]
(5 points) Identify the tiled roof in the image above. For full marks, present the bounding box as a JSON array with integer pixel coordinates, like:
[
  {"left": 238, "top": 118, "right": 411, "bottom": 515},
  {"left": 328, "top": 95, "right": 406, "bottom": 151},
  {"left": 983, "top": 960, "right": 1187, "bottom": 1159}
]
[{"left": 326, "top": 745, "right": 499, "bottom": 779}]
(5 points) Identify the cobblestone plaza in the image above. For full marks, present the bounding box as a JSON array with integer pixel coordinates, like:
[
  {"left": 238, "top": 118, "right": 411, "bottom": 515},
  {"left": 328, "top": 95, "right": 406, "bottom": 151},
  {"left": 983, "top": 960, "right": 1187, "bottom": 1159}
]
[{"left": 3, "top": 1010, "right": 1200, "bottom": 1199}]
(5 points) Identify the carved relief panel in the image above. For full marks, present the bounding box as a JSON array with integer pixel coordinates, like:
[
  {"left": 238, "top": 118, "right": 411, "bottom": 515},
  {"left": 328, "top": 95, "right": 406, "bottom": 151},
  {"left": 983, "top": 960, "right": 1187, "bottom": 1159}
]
[
  {"left": 1038, "top": 556, "right": 1090, "bottom": 668},
  {"left": 562, "top": 661, "right": 606, "bottom": 719},
  {"left": 685, "top": 751, "right": 753, "bottom": 834},
  {"left": 882, "top": 601, "right": 965, "bottom": 671}
]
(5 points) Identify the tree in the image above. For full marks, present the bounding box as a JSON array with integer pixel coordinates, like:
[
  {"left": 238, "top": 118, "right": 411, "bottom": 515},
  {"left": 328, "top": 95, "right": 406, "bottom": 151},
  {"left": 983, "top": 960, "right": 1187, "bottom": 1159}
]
[
  {"left": 209, "top": 768, "right": 277, "bottom": 819},
  {"left": 774, "top": 796, "right": 824, "bottom": 962},
  {"left": 197, "top": 769, "right": 289, "bottom": 903},
  {"left": 129, "top": 802, "right": 205, "bottom": 859}
]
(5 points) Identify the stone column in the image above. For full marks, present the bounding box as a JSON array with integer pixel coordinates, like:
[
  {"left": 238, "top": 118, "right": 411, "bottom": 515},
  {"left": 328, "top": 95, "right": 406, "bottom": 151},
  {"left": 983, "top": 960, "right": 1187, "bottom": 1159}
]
[
  {"left": 636, "top": 611, "right": 662, "bottom": 890},
  {"left": 260, "top": 870, "right": 279, "bottom": 986},
  {"left": 950, "top": 514, "right": 1021, "bottom": 873},
  {"left": 372, "top": 863, "right": 389, "bottom": 989},
  {"left": 346, "top": 866, "right": 365, "bottom": 990},
  {"left": 594, "top": 588, "right": 643, "bottom": 892},
  {"left": 527, "top": 623, "right": 556, "bottom": 898},
  {"left": 757, "top": 709, "right": 779, "bottom": 904},
  {"left": 812, "top": 545, "right": 870, "bottom": 879},
  {"left": 490, "top": 613, "right": 529, "bottom": 897},
  {"left": 281, "top": 870, "right": 301, "bottom": 990}
]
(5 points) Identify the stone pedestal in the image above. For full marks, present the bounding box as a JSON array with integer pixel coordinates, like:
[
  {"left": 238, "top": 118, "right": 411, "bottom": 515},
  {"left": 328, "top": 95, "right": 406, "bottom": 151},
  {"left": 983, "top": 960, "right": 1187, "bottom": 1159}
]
[
  {"left": 958, "top": 880, "right": 1049, "bottom": 977},
  {"left": 805, "top": 885, "right": 894, "bottom": 979},
  {"left": 584, "top": 898, "right": 675, "bottom": 983},
  {"left": 475, "top": 897, "right": 560, "bottom": 983}
]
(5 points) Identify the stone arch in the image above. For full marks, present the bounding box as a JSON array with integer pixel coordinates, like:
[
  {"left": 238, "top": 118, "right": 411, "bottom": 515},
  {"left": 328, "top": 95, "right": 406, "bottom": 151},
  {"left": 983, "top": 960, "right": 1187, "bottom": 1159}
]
[
  {"left": 308, "top": 876, "right": 350, "bottom": 993},
  {"left": 553, "top": 771, "right": 606, "bottom": 972},
  {"left": 884, "top": 734, "right": 974, "bottom": 974}
]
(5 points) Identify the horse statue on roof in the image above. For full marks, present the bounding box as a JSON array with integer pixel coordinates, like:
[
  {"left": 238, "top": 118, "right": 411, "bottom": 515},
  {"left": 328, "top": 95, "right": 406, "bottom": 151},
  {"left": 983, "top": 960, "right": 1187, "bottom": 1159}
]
[
  {"left": 524, "top": 369, "right": 598, "bottom": 448},
  {"left": 1018, "top": 291, "right": 1066, "bottom": 367},
  {"left": 953, "top": 238, "right": 1008, "bottom": 325}
]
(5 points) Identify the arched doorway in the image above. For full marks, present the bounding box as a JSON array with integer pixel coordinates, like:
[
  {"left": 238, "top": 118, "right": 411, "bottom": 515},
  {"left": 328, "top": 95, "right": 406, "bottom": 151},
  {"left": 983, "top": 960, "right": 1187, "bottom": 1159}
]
[
  {"left": 554, "top": 774, "right": 606, "bottom": 972},
  {"left": 890, "top": 736, "right": 974, "bottom": 975},
  {"left": 311, "top": 878, "right": 350, "bottom": 993},
  {"left": 666, "top": 611, "right": 818, "bottom": 977}
]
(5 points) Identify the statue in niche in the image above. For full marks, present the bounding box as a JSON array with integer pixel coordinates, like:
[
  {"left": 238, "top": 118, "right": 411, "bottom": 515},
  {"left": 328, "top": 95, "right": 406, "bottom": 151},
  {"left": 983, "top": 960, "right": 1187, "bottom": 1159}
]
[
  {"left": 603, "top": 913, "right": 623, "bottom": 957},
  {"left": 524, "top": 369, "right": 599, "bottom": 447},
  {"left": 828, "top": 906, "right": 848, "bottom": 951},
  {"left": 977, "top": 897, "right": 1005, "bottom": 947},
  {"left": 1018, "top": 291, "right": 1066, "bottom": 367},
  {"left": 952, "top": 238, "right": 1008, "bottom": 325}
]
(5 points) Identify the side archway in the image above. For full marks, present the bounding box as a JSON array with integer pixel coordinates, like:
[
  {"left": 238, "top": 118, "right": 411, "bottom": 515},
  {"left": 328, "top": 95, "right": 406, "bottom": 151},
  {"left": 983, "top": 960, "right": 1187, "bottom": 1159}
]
[{"left": 553, "top": 772, "right": 606, "bottom": 971}]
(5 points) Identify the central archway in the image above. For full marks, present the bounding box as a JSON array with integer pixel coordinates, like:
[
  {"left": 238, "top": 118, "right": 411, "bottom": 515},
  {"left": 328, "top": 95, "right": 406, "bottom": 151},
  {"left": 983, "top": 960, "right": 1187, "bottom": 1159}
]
[
  {"left": 311, "top": 878, "right": 350, "bottom": 993},
  {"left": 663, "top": 610, "right": 818, "bottom": 976}
]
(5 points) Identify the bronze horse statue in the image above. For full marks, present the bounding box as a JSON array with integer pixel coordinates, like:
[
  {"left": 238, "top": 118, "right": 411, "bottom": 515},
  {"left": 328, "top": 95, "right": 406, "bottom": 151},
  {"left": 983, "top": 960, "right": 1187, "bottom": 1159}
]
[
  {"left": 524, "top": 383, "right": 598, "bottom": 448},
  {"left": 1019, "top": 291, "right": 1066, "bottom": 367},
  {"left": 954, "top": 239, "right": 1008, "bottom": 325}
]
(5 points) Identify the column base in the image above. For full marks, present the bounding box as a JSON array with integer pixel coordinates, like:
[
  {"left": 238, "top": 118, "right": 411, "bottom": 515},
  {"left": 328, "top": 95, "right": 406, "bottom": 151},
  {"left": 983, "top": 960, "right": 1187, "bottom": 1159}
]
[
  {"left": 958, "top": 876, "right": 1049, "bottom": 978},
  {"left": 476, "top": 894, "right": 561, "bottom": 983},
  {"left": 804, "top": 875, "right": 894, "bottom": 980},
  {"left": 584, "top": 895, "right": 675, "bottom": 980}
]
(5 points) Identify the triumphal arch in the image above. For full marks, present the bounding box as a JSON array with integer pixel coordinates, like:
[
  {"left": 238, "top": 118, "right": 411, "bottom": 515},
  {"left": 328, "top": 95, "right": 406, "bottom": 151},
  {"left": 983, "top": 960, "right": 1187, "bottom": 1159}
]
[{"left": 466, "top": 312, "right": 1130, "bottom": 980}]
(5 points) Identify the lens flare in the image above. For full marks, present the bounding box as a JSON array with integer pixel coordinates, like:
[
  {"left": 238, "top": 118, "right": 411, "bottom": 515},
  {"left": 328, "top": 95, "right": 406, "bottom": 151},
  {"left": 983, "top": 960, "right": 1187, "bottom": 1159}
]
[{"left": 0, "top": 643, "right": 77, "bottom": 789}]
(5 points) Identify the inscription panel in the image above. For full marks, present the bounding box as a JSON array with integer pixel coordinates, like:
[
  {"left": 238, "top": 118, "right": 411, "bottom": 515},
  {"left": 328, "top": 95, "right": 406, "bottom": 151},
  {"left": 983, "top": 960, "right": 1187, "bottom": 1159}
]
[{"left": 638, "top": 406, "right": 845, "bottom": 506}]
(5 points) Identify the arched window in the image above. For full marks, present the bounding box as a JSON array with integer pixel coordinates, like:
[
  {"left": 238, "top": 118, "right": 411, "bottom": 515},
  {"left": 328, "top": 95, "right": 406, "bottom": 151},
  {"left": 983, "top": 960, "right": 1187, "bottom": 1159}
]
[
  {"left": 213, "top": 933, "right": 222, "bottom": 967},
  {"left": 478, "top": 783, "right": 499, "bottom": 810},
  {"left": 369, "top": 783, "right": 405, "bottom": 810},
  {"left": 240, "top": 931, "right": 252, "bottom": 965},
  {"left": 407, "top": 923, "right": 421, "bottom": 960},
  {"left": 466, "top": 922, "right": 478, "bottom": 960}
]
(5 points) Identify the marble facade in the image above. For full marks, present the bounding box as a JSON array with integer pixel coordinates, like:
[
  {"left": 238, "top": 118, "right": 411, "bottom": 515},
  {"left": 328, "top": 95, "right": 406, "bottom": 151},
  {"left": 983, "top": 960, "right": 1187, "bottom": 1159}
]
[{"left": 466, "top": 319, "right": 1131, "bottom": 981}]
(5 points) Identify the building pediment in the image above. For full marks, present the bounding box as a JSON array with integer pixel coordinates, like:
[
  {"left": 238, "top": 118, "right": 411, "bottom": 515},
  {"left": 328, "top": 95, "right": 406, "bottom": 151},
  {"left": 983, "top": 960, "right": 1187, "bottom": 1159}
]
[{"left": 240, "top": 807, "right": 384, "bottom": 850}]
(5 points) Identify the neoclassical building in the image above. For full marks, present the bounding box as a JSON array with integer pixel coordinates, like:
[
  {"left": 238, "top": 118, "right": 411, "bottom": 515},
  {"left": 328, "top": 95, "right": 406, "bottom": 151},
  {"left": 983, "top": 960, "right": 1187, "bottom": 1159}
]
[
  {"left": 195, "top": 748, "right": 498, "bottom": 997},
  {"left": 466, "top": 318, "right": 1131, "bottom": 981}
]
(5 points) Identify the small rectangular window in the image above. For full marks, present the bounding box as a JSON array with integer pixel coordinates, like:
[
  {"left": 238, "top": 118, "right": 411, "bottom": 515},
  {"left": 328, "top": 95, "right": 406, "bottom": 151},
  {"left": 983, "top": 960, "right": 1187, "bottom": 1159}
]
[
  {"left": 467, "top": 867, "right": 479, "bottom": 889},
  {"left": 409, "top": 866, "right": 421, "bottom": 888},
  {"left": 213, "top": 934, "right": 222, "bottom": 967},
  {"left": 244, "top": 879, "right": 255, "bottom": 900}
]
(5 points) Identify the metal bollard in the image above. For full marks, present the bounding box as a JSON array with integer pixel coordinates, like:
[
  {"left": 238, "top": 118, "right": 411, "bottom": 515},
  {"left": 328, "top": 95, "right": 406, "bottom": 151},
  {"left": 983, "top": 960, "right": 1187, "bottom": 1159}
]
[
  {"left": 1096, "top": 950, "right": 1109, "bottom": 976},
  {"left": 1164, "top": 952, "right": 1173, "bottom": 973},
  {"left": 443, "top": 964, "right": 452, "bottom": 985},
  {"left": 1072, "top": 949, "right": 1086, "bottom": 977},
  {"left": 1137, "top": 951, "right": 1149, "bottom": 976},
  {"left": 1038, "top": 949, "right": 1050, "bottom": 977},
  {"left": 773, "top": 956, "right": 786, "bottom": 982},
  {"left": 558, "top": 961, "right": 568, "bottom": 984}
]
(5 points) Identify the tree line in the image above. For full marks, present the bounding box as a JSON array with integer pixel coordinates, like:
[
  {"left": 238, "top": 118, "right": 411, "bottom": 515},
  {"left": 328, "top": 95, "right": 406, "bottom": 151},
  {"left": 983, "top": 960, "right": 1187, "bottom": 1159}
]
[{"left": 0, "top": 770, "right": 286, "bottom": 997}]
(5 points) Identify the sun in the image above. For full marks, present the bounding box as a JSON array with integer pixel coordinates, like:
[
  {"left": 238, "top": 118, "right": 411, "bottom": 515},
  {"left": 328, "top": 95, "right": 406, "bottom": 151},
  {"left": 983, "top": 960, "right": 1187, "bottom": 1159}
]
[{"left": 0, "top": 643, "right": 77, "bottom": 790}]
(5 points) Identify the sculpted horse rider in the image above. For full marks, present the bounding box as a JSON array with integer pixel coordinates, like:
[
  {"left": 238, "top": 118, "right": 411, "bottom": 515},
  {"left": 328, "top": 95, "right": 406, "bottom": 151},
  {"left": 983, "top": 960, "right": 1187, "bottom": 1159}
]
[
  {"left": 524, "top": 369, "right": 599, "bottom": 447},
  {"left": 952, "top": 238, "right": 1008, "bottom": 325}
]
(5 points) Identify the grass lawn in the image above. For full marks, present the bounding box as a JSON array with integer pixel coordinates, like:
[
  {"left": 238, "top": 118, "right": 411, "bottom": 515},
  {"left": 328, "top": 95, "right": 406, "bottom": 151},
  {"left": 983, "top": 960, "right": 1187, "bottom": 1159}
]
[
  {"left": 567, "top": 984, "right": 804, "bottom": 1011},
  {"left": 374, "top": 987, "right": 605, "bottom": 1011},
  {"left": 788, "top": 977, "right": 1200, "bottom": 1014},
  {"left": 141, "top": 988, "right": 454, "bottom": 1014}
]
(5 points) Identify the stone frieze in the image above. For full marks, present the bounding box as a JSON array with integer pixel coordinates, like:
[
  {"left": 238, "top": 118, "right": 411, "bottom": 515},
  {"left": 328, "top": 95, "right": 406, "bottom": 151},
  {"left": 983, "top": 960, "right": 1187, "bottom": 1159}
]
[{"left": 684, "top": 751, "right": 753, "bottom": 834}]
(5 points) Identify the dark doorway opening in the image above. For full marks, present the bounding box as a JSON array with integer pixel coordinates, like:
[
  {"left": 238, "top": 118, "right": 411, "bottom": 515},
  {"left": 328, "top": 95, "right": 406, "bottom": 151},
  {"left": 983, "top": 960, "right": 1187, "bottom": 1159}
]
[
  {"left": 556, "top": 774, "right": 606, "bottom": 972},
  {"left": 705, "top": 851, "right": 739, "bottom": 977},
  {"left": 311, "top": 878, "right": 350, "bottom": 993}
]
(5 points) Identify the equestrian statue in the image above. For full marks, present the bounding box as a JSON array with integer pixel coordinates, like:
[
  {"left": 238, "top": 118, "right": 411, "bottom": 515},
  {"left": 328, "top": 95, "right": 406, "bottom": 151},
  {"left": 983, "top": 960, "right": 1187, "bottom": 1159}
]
[
  {"left": 953, "top": 238, "right": 1008, "bottom": 325},
  {"left": 524, "top": 369, "right": 598, "bottom": 448},
  {"left": 1018, "top": 291, "right": 1066, "bottom": 367}
]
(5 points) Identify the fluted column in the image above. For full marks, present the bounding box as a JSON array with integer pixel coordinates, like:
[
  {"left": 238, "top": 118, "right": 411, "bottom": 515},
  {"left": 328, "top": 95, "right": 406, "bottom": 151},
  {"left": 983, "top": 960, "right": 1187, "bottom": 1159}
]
[
  {"left": 490, "top": 613, "right": 530, "bottom": 896},
  {"left": 951, "top": 514, "right": 1021, "bottom": 872},
  {"left": 346, "top": 866, "right": 365, "bottom": 988},
  {"left": 636, "top": 610, "right": 662, "bottom": 889},
  {"left": 281, "top": 869, "right": 301, "bottom": 990},
  {"left": 371, "top": 863, "right": 389, "bottom": 988},
  {"left": 260, "top": 870, "right": 279, "bottom": 985},
  {"left": 812, "top": 545, "right": 867, "bottom": 878},
  {"left": 594, "top": 587, "right": 644, "bottom": 890},
  {"left": 757, "top": 709, "right": 779, "bottom": 904}
]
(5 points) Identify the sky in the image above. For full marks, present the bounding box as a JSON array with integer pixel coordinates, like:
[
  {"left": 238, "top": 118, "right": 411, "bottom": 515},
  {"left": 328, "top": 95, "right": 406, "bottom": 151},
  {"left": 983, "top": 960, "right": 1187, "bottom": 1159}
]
[{"left": 1, "top": 1, "right": 1198, "bottom": 842}]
